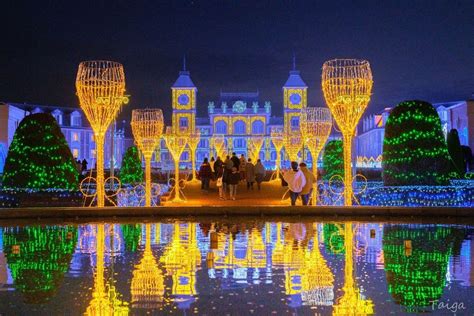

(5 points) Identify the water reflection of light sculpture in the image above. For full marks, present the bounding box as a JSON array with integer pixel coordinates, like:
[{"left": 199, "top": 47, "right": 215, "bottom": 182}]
[
  {"left": 187, "top": 128, "right": 201, "bottom": 183},
  {"left": 301, "top": 107, "right": 332, "bottom": 204},
  {"left": 322, "top": 59, "right": 373, "bottom": 206},
  {"left": 131, "top": 109, "right": 164, "bottom": 207},
  {"left": 131, "top": 223, "right": 164, "bottom": 309},
  {"left": 76, "top": 61, "right": 128, "bottom": 207},
  {"left": 270, "top": 127, "right": 285, "bottom": 180},
  {"left": 85, "top": 224, "right": 129, "bottom": 315},
  {"left": 161, "top": 223, "right": 201, "bottom": 309},
  {"left": 332, "top": 222, "right": 374, "bottom": 315},
  {"left": 163, "top": 128, "right": 188, "bottom": 202}
]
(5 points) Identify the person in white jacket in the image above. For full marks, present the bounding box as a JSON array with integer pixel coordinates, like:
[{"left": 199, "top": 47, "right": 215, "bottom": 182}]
[{"left": 282, "top": 161, "right": 307, "bottom": 206}]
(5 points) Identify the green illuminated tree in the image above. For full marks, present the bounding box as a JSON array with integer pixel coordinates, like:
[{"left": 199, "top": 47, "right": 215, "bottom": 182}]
[
  {"left": 3, "top": 226, "right": 78, "bottom": 304},
  {"left": 2, "top": 113, "right": 78, "bottom": 189},
  {"left": 119, "top": 146, "right": 143, "bottom": 184},
  {"left": 121, "top": 224, "right": 142, "bottom": 252},
  {"left": 447, "top": 129, "right": 465, "bottom": 177},
  {"left": 322, "top": 140, "right": 344, "bottom": 180},
  {"left": 382, "top": 100, "right": 451, "bottom": 186},
  {"left": 383, "top": 225, "right": 466, "bottom": 312}
]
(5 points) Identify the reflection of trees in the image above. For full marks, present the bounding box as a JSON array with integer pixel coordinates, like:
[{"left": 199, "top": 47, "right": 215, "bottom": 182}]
[
  {"left": 323, "top": 223, "right": 345, "bottom": 255},
  {"left": 383, "top": 225, "right": 466, "bottom": 311},
  {"left": 333, "top": 223, "right": 374, "bottom": 315},
  {"left": 3, "top": 226, "right": 77, "bottom": 304},
  {"left": 131, "top": 223, "right": 164, "bottom": 309},
  {"left": 121, "top": 224, "right": 142, "bottom": 252},
  {"left": 85, "top": 224, "right": 129, "bottom": 315}
]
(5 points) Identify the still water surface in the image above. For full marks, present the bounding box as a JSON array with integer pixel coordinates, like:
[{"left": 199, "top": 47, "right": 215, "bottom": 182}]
[{"left": 0, "top": 220, "right": 472, "bottom": 315}]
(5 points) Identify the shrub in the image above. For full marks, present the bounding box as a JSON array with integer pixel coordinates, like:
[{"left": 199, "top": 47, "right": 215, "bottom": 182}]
[
  {"left": 322, "top": 140, "right": 344, "bottom": 180},
  {"left": 119, "top": 146, "right": 143, "bottom": 184}
]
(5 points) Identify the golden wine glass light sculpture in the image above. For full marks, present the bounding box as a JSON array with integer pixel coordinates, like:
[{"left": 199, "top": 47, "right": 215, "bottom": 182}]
[
  {"left": 301, "top": 107, "right": 332, "bottom": 205},
  {"left": 164, "top": 128, "right": 188, "bottom": 202},
  {"left": 211, "top": 134, "right": 226, "bottom": 159},
  {"left": 283, "top": 132, "right": 303, "bottom": 162},
  {"left": 187, "top": 128, "right": 201, "bottom": 183},
  {"left": 322, "top": 59, "right": 373, "bottom": 206},
  {"left": 76, "top": 60, "right": 128, "bottom": 207},
  {"left": 248, "top": 135, "right": 264, "bottom": 162},
  {"left": 131, "top": 109, "right": 164, "bottom": 207},
  {"left": 270, "top": 127, "right": 284, "bottom": 180}
]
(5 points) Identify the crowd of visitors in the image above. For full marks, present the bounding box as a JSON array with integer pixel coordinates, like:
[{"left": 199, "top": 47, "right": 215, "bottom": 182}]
[{"left": 282, "top": 161, "right": 316, "bottom": 206}]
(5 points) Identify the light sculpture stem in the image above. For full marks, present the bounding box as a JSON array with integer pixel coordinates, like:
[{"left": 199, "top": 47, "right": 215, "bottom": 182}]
[
  {"left": 191, "top": 150, "right": 196, "bottom": 181},
  {"left": 175, "top": 159, "right": 180, "bottom": 200},
  {"left": 343, "top": 134, "right": 353, "bottom": 206},
  {"left": 96, "top": 135, "right": 105, "bottom": 207},
  {"left": 145, "top": 157, "right": 152, "bottom": 207}
]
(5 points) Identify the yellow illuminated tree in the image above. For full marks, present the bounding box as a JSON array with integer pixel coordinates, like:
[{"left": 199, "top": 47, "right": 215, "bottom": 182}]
[
  {"left": 164, "top": 128, "right": 188, "bottom": 202},
  {"left": 76, "top": 61, "right": 128, "bottom": 207},
  {"left": 211, "top": 134, "right": 226, "bottom": 159},
  {"left": 322, "top": 59, "right": 373, "bottom": 206},
  {"left": 131, "top": 109, "right": 164, "bottom": 207},
  {"left": 283, "top": 132, "right": 303, "bottom": 162},
  {"left": 301, "top": 107, "right": 332, "bottom": 204},
  {"left": 270, "top": 127, "right": 285, "bottom": 180},
  {"left": 187, "top": 128, "right": 201, "bottom": 183}
]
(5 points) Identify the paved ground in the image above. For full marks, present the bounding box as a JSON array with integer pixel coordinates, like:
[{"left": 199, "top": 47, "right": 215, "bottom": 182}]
[{"left": 164, "top": 179, "right": 291, "bottom": 206}]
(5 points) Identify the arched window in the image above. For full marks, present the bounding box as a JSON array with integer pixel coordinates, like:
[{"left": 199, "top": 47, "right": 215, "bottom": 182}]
[
  {"left": 252, "top": 120, "right": 264, "bottom": 134},
  {"left": 70, "top": 111, "right": 82, "bottom": 127},
  {"left": 234, "top": 120, "right": 246, "bottom": 134},
  {"left": 215, "top": 120, "right": 227, "bottom": 134},
  {"left": 290, "top": 117, "right": 299, "bottom": 129},
  {"left": 52, "top": 110, "right": 63, "bottom": 125}
]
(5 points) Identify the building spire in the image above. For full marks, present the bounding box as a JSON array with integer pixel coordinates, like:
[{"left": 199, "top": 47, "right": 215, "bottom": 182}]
[
  {"left": 183, "top": 54, "right": 186, "bottom": 71},
  {"left": 292, "top": 52, "right": 296, "bottom": 71}
]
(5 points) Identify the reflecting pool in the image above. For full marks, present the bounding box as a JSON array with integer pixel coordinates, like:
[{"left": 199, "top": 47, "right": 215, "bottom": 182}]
[{"left": 0, "top": 220, "right": 472, "bottom": 315}]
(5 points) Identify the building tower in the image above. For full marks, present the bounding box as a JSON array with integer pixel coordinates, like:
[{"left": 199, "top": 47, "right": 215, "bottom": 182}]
[
  {"left": 172, "top": 56, "right": 197, "bottom": 135},
  {"left": 283, "top": 55, "right": 307, "bottom": 133}
]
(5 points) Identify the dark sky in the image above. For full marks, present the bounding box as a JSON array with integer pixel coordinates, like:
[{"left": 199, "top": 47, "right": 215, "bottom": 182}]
[{"left": 1, "top": 0, "right": 472, "bottom": 123}]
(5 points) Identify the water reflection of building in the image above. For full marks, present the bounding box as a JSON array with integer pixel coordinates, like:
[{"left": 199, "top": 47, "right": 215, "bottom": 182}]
[{"left": 449, "top": 236, "right": 474, "bottom": 287}]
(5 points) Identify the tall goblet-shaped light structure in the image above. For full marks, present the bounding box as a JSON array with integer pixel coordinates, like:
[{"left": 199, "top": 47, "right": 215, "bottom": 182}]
[
  {"left": 322, "top": 59, "right": 373, "bottom": 206},
  {"left": 211, "top": 134, "right": 226, "bottom": 159},
  {"left": 270, "top": 127, "right": 284, "bottom": 180},
  {"left": 283, "top": 132, "right": 303, "bottom": 163},
  {"left": 301, "top": 107, "right": 332, "bottom": 204},
  {"left": 76, "top": 61, "right": 128, "bottom": 207},
  {"left": 131, "top": 109, "right": 164, "bottom": 207},
  {"left": 164, "top": 128, "right": 188, "bottom": 202},
  {"left": 248, "top": 135, "right": 264, "bottom": 162},
  {"left": 187, "top": 128, "right": 201, "bottom": 182}
]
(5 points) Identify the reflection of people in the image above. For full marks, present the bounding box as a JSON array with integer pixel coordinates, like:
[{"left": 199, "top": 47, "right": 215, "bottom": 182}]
[
  {"left": 282, "top": 161, "right": 306, "bottom": 206},
  {"left": 299, "top": 163, "right": 316, "bottom": 206}
]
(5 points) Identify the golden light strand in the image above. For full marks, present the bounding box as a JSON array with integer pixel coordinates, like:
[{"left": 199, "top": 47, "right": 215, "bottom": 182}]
[
  {"left": 76, "top": 61, "right": 128, "bottom": 207},
  {"left": 322, "top": 59, "right": 373, "bottom": 206},
  {"left": 131, "top": 109, "right": 164, "bottom": 207},
  {"left": 270, "top": 127, "right": 284, "bottom": 180},
  {"left": 164, "top": 127, "right": 188, "bottom": 202},
  {"left": 211, "top": 134, "right": 226, "bottom": 159},
  {"left": 187, "top": 128, "right": 201, "bottom": 182},
  {"left": 248, "top": 135, "right": 264, "bottom": 162}
]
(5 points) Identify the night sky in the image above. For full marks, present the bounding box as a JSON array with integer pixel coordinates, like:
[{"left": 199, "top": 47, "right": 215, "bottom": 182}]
[{"left": 1, "top": 0, "right": 472, "bottom": 123}]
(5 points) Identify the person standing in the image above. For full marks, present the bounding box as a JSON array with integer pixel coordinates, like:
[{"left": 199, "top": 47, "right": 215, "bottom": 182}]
[
  {"left": 231, "top": 152, "right": 240, "bottom": 171},
  {"left": 210, "top": 156, "right": 215, "bottom": 173},
  {"left": 239, "top": 154, "right": 247, "bottom": 181},
  {"left": 214, "top": 156, "right": 223, "bottom": 177},
  {"left": 245, "top": 158, "right": 255, "bottom": 190},
  {"left": 254, "top": 159, "right": 265, "bottom": 190},
  {"left": 81, "top": 159, "right": 88, "bottom": 172},
  {"left": 198, "top": 158, "right": 213, "bottom": 192},
  {"left": 282, "top": 161, "right": 306, "bottom": 206},
  {"left": 216, "top": 164, "right": 226, "bottom": 200},
  {"left": 228, "top": 166, "right": 240, "bottom": 200},
  {"left": 299, "top": 162, "right": 316, "bottom": 205}
]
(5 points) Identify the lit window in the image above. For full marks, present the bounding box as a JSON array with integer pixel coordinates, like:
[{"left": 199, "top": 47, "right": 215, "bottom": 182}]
[
  {"left": 291, "top": 117, "right": 299, "bottom": 128},
  {"left": 72, "top": 132, "right": 79, "bottom": 141},
  {"left": 234, "top": 120, "right": 246, "bottom": 134},
  {"left": 215, "top": 121, "right": 228, "bottom": 134},
  {"left": 71, "top": 113, "right": 82, "bottom": 127},
  {"left": 72, "top": 148, "right": 79, "bottom": 158},
  {"left": 252, "top": 120, "right": 264, "bottom": 134},
  {"left": 179, "top": 117, "right": 188, "bottom": 128}
]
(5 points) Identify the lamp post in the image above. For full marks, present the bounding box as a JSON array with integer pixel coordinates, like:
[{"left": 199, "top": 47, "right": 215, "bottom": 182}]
[
  {"left": 164, "top": 127, "right": 188, "bottom": 202},
  {"left": 187, "top": 128, "right": 201, "bottom": 182},
  {"left": 301, "top": 107, "right": 332, "bottom": 205},
  {"left": 131, "top": 109, "right": 164, "bottom": 207},
  {"left": 322, "top": 59, "right": 373, "bottom": 206},
  {"left": 270, "top": 127, "right": 284, "bottom": 180},
  {"left": 76, "top": 60, "right": 128, "bottom": 207}
]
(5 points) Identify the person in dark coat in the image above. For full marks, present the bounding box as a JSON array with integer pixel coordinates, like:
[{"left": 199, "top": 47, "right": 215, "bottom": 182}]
[
  {"left": 81, "top": 159, "right": 88, "bottom": 172},
  {"left": 228, "top": 166, "right": 240, "bottom": 200},
  {"left": 198, "top": 158, "right": 213, "bottom": 191},
  {"left": 231, "top": 152, "right": 240, "bottom": 171},
  {"left": 214, "top": 156, "right": 223, "bottom": 177}
]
